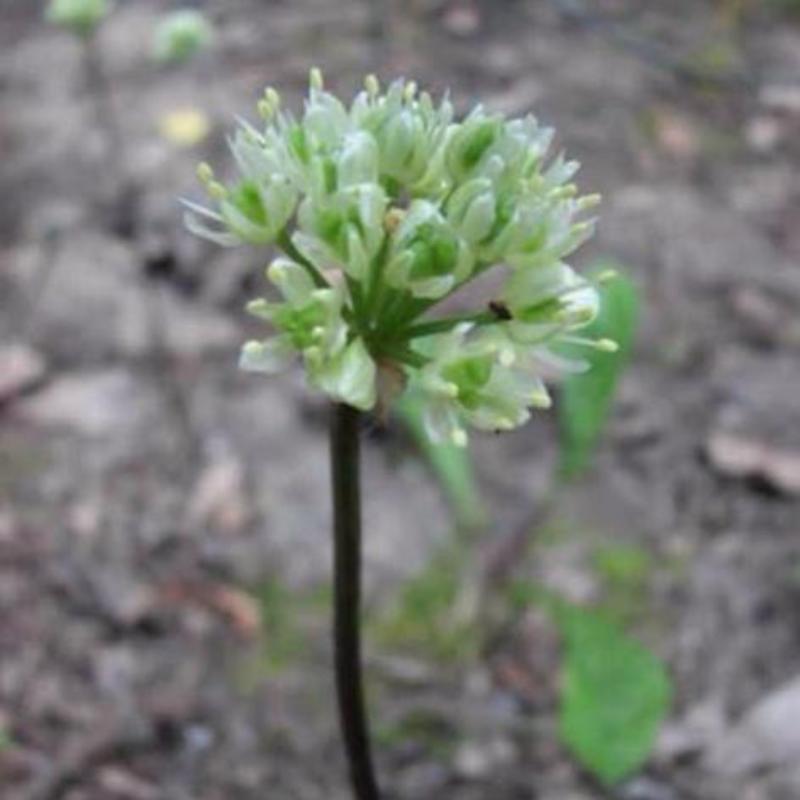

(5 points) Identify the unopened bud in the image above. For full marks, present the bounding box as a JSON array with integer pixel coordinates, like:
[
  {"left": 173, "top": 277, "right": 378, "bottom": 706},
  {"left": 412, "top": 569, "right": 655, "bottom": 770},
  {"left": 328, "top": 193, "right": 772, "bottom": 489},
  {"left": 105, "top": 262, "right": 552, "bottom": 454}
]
[
  {"left": 309, "top": 67, "right": 324, "bottom": 91},
  {"left": 265, "top": 87, "right": 281, "bottom": 110},
  {"left": 196, "top": 162, "right": 214, "bottom": 184},
  {"left": 595, "top": 338, "right": 619, "bottom": 353},
  {"left": 403, "top": 81, "right": 418, "bottom": 103},
  {"left": 208, "top": 181, "right": 227, "bottom": 200},
  {"left": 595, "top": 269, "right": 618, "bottom": 284},
  {"left": 364, "top": 74, "right": 380, "bottom": 98}
]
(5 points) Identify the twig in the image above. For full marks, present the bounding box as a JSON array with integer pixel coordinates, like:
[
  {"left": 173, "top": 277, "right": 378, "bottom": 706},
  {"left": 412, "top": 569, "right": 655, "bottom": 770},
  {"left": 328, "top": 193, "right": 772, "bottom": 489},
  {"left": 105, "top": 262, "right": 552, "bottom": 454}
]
[
  {"left": 83, "top": 32, "right": 125, "bottom": 186},
  {"left": 83, "top": 31, "right": 141, "bottom": 239}
]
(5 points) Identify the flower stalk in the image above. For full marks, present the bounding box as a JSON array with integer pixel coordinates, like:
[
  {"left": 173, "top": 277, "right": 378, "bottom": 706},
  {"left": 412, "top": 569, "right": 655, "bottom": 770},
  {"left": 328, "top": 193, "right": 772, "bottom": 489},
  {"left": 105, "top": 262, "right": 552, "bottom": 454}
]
[
  {"left": 182, "top": 70, "right": 614, "bottom": 796},
  {"left": 330, "top": 403, "right": 381, "bottom": 800},
  {"left": 82, "top": 31, "right": 125, "bottom": 185}
]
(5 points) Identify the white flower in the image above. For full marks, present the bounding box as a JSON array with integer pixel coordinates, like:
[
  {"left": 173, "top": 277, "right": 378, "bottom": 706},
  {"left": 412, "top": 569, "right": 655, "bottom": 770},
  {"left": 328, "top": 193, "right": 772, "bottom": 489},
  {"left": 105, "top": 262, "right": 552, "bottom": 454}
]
[
  {"left": 183, "top": 146, "right": 297, "bottom": 247},
  {"left": 184, "top": 70, "right": 607, "bottom": 437},
  {"left": 412, "top": 325, "right": 551, "bottom": 447}
]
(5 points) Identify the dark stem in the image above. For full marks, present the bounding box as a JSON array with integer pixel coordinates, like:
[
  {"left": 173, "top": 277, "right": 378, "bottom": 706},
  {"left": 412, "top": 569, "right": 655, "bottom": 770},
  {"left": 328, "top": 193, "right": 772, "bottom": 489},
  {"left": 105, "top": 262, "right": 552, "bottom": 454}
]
[
  {"left": 83, "top": 33, "right": 125, "bottom": 185},
  {"left": 330, "top": 403, "right": 381, "bottom": 800},
  {"left": 83, "top": 32, "right": 140, "bottom": 239},
  {"left": 396, "top": 309, "right": 498, "bottom": 340}
]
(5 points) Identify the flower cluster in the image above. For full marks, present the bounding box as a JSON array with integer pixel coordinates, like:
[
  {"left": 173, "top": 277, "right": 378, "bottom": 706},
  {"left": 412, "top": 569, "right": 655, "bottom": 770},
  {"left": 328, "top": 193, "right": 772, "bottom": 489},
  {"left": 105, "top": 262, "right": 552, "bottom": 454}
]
[
  {"left": 185, "top": 70, "right": 614, "bottom": 445},
  {"left": 153, "top": 9, "right": 214, "bottom": 65},
  {"left": 46, "top": 0, "right": 109, "bottom": 37}
]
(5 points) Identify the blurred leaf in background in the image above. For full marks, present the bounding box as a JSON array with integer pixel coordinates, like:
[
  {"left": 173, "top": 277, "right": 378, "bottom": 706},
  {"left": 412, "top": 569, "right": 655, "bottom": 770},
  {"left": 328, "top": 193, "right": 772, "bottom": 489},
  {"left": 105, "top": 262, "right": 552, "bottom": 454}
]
[
  {"left": 558, "top": 263, "right": 639, "bottom": 478},
  {"left": 767, "top": 0, "right": 800, "bottom": 17},
  {"left": 395, "top": 388, "right": 487, "bottom": 530},
  {"left": 592, "top": 543, "right": 653, "bottom": 627},
  {"left": 557, "top": 607, "right": 672, "bottom": 785},
  {"left": 370, "top": 546, "right": 480, "bottom": 663}
]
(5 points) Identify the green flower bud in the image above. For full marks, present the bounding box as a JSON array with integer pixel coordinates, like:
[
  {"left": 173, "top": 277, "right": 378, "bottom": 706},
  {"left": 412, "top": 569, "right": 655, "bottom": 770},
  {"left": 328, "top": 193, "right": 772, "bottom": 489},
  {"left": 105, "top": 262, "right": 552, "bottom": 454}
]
[
  {"left": 446, "top": 178, "right": 497, "bottom": 245},
  {"left": 297, "top": 184, "right": 387, "bottom": 280},
  {"left": 153, "top": 9, "right": 214, "bottom": 65},
  {"left": 445, "top": 113, "right": 503, "bottom": 182},
  {"left": 304, "top": 76, "right": 350, "bottom": 149},
  {"left": 381, "top": 111, "right": 417, "bottom": 175},
  {"left": 338, "top": 131, "right": 379, "bottom": 188},
  {"left": 218, "top": 176, "right": 295, "bottom": 246},
  {"left": 46, "top": 0, "right": 109, "bottom": 37},
  {"left": 385, "top": 201, "right": 472, "bottom": 298}
]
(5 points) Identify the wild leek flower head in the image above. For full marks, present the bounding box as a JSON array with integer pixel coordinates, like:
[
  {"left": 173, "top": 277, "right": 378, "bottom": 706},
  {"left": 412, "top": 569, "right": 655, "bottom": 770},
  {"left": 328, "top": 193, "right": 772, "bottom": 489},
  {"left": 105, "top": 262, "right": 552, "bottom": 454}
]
[
  {"left": 46, "top": 0, "right": 109, "bottom": 37},
  {"left": 184, "top": 70, "right": 613, "bottom": 446},
  {"left": 153, "top": 9, "right": 214, "bottom": 65}
]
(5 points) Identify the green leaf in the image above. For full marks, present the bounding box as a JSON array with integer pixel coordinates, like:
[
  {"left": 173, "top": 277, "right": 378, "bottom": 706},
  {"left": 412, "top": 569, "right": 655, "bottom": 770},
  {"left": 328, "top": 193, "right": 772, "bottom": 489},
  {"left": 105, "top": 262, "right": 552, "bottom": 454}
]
[
  {"left": 558, "top": 264, "right": 639, "bottom": 478},
  {"left": 557, "top": 608, "right": 671, "bottom": 785},
  {"left": 395, "top": 388, "right": 487, "bottom": 529}
]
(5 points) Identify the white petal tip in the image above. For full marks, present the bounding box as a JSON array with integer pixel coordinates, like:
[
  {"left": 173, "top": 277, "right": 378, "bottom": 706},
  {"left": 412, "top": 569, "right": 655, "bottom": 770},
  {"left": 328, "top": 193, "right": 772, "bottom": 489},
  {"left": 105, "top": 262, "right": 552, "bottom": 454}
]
[
  {"left": 531, "top": 392, "right": 552, "bottom": 409},
  {"left": 451, "top": 430, "right": 468, "bottom": 448},
  {"left": 597, "top": 338, "right": 619, "bottom": 353}
]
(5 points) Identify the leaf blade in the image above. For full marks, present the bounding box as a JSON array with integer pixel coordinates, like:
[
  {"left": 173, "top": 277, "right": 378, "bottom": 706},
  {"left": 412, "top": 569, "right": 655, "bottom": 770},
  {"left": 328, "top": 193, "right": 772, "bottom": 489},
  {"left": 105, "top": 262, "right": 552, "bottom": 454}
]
[
  {"left": 557, "top": 608, "right": 672, "bottom": 785},
  {"left": 394, "top": 388, "right": 487, "bottom": 529},
  {"left": 558, "top": 264, "right": 640, "bottom": 477}
]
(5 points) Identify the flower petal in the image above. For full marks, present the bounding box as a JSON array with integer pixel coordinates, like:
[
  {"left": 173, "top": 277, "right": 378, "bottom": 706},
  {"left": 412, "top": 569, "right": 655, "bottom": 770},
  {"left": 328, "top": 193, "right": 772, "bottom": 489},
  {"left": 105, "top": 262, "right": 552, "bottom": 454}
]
[
  {"left": 183, "top": 210, "right": 240, "bottom": 247},
  {"left": 423, "top": 399, "right": 467, "bottom": 447},
  {"left": 239, "top": 338, "right": 295, "bottom": 373},
  {"left": 313, "top": 338, "right": 377, "bottom": 410}
]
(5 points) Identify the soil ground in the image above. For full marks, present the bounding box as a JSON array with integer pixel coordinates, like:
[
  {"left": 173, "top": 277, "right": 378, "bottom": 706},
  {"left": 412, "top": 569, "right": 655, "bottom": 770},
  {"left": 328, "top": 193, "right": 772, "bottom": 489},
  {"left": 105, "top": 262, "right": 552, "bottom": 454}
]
[{"left": 1, "top": 1, "right": 800, "bottom": 798}]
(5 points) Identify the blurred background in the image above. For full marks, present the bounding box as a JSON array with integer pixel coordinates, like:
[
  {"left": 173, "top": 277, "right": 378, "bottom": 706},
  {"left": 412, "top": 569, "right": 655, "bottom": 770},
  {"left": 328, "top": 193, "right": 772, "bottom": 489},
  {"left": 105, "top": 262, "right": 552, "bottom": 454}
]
[{"left": 1, "top": 1, "right": 800, "bottom": 798}]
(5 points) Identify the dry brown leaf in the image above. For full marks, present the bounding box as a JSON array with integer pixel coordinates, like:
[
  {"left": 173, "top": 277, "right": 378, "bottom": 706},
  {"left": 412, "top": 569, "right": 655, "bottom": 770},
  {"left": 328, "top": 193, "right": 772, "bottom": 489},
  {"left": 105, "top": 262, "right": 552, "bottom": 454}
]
[
  {"left": 707, "top": 430, "right": 800, "bottom": 495},
  {"left": 184, "top": 458, "right": 250, "bottom": 535},
  {"left": 730, "top": 287, "right": 800, "bottom": 348},
  {"left": 159, "top": 580, "right": 261, "bottom": 639},
  {"left": 651, "top": 107, "right": 700, "bottom": 160},
  {"left": 0, "top": 344, "right": 46, "bottom": 404},
  {"left": 206, "top": 584, "right": 262, "bottom": 638}
]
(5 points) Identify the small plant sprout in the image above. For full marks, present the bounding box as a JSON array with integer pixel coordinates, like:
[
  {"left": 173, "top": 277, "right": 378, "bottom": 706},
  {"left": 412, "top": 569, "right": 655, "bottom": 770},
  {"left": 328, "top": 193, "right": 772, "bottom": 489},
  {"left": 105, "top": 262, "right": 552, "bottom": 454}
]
[
  {"left": 45, "top": 0, "right": 131, "bottom": 234},
  {"left": 184, "top": 70, "right": 613, "bottom": 799},
  {"left": 153, "top": 9, "right": 215, "bottom": 66},
  {"left": 46, "top": 0, "right": 110, "bottom": 38}
]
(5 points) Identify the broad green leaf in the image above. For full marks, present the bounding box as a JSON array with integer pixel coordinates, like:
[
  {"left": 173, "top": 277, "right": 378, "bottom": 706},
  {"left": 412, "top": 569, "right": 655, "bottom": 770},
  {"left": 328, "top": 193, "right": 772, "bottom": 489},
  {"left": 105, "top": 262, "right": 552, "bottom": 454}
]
[
  {"left": 557, "top": 608, "right": 671, "bottom": 785},
  {"left": 558, "top": 264, "right": 639, "bottom": 478},
  {"left": 395, "top": 388, "right": 487, "bottom": 529}
]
